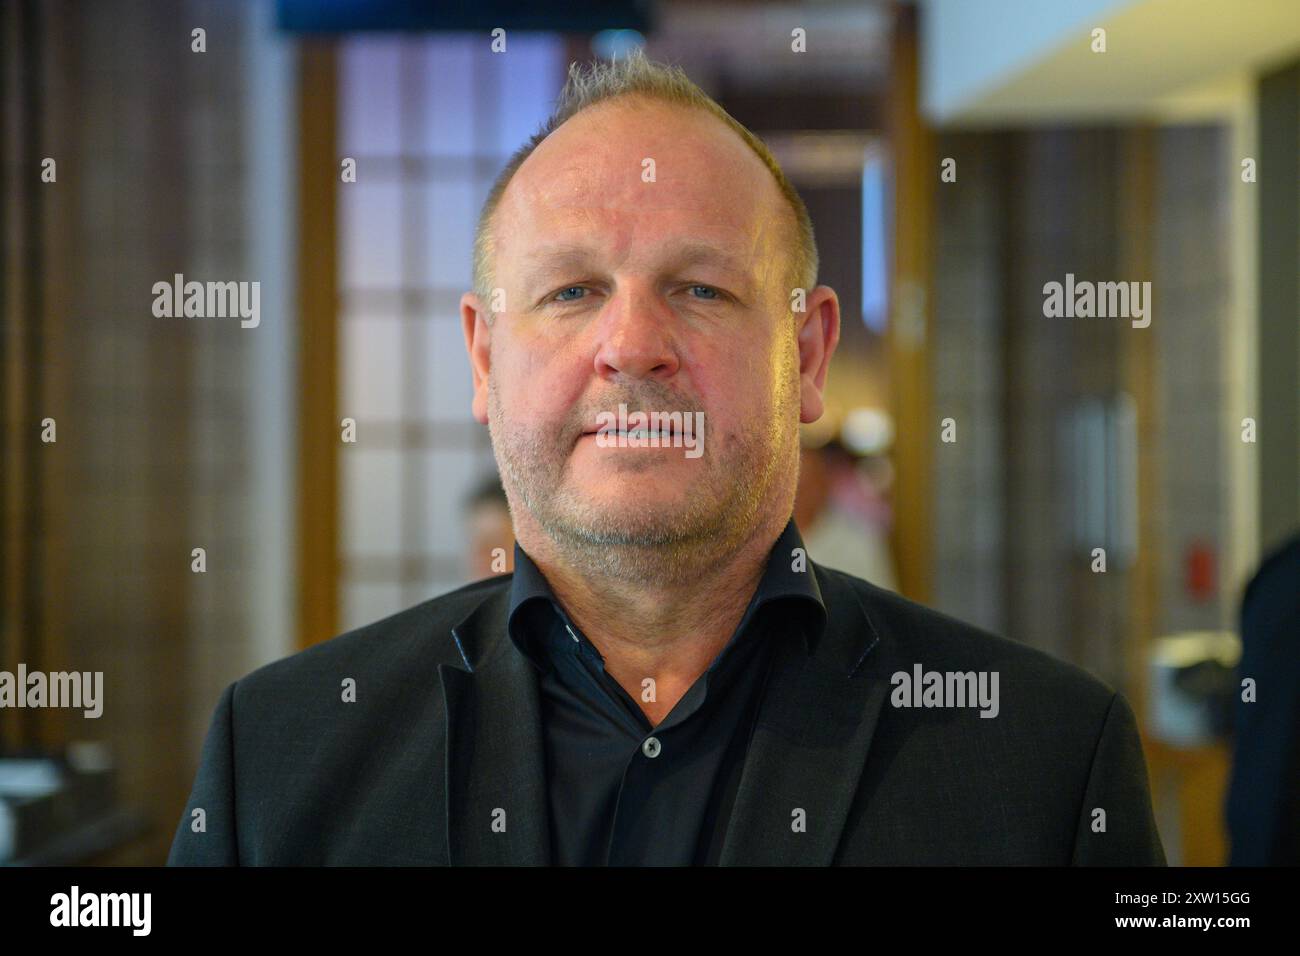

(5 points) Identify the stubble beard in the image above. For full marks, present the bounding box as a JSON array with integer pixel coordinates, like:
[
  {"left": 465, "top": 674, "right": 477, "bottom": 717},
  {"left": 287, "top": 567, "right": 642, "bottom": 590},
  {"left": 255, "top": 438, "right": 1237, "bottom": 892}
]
[{"left": 486, "top": 347, "right": 800, "bottom": 587}]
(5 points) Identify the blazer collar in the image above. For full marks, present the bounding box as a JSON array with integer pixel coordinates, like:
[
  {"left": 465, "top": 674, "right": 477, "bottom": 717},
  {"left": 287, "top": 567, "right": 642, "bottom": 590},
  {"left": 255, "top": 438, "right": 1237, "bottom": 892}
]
[
  {"left": 504, "top": 518, "right": 828, "bottom": 666},
  {"left": 440, "top": 559, "right": 889, "bottom": 865}
]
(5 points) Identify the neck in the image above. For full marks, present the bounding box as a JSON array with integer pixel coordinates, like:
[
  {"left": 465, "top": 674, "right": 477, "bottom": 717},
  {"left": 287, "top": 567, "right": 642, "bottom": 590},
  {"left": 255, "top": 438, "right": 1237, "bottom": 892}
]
[{"left": 516, "top": 509, "right": 790, "bottom": 719}]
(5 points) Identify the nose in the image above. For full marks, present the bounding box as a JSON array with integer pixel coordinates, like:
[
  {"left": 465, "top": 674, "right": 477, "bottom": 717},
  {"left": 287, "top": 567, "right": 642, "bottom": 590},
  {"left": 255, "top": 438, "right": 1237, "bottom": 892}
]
[{"left": 592, "top": 284, "right": 681, "bottom": 382}]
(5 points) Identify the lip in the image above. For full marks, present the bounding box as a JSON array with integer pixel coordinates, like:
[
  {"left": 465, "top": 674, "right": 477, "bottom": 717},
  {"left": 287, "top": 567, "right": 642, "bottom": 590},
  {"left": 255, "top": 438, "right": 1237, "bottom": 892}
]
[
  {"left": 579, "top": 420, "right": 688, "bottom": 439},
  {"left": 579, "top": 428, "right": 683, "bottom": 442}
]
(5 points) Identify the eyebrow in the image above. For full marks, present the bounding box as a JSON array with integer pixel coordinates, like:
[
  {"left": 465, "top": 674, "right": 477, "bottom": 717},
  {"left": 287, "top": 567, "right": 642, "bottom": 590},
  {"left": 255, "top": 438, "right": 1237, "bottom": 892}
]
[
  {"left": 519, "top": 244, "right": 598, "bottom": 288},
  {"left": 519, "top": 240, "right": 752, "bottom": 290}
]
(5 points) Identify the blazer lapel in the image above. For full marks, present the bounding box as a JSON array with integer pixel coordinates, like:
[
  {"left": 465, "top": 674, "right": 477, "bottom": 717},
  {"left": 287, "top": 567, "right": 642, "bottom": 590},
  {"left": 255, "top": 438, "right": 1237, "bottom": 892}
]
[
  {"left": 719, "top": 564, "right": 892, "bottom": 865},
  {"left": 440, "top": 585, "right": 551, "bottom": 866}
]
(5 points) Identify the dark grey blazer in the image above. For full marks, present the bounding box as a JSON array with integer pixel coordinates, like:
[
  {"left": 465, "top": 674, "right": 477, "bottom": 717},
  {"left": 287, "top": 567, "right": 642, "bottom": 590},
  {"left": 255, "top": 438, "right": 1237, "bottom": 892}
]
[{"left": 167, "top": 563, "right": 1166, "bottom": 865}]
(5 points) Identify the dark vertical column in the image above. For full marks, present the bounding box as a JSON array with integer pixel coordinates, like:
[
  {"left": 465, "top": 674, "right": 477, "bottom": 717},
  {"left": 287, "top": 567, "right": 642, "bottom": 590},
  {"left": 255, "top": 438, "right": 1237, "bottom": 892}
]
[
  {"left": 1119, "top": 126, "right": 1158, "bottom": 719},
  {"left": 996, "top": 131, "right": 1022, "bottom": 646},
  {"left": 887, "top": 2, "right": 934, "bottom": 603},
  {"left": 296, "top": 42, "right": 340, "bottom": 648},
  {"left": 0, "top": 0, "right": 45, "bottom": 752},
  {"left": 1257, "top": 63, "right": 1300, "bottom": 554}
]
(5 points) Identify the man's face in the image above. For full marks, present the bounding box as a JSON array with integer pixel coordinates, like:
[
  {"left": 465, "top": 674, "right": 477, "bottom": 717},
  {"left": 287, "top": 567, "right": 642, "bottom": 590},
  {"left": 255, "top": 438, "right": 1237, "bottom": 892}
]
[{"left": 462, "top": 96, "right": 837, "bottom": 579}]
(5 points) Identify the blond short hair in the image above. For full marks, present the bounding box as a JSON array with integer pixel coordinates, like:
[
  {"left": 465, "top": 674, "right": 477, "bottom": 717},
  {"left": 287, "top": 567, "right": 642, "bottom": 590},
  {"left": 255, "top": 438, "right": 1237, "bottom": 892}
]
[{"left": 471, "top": 49, "right": 818, "bottom": 316}]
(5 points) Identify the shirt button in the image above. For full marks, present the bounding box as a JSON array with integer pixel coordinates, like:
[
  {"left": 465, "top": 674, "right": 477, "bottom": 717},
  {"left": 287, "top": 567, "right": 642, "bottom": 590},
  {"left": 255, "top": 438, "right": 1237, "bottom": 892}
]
[{"left": 642, "top": 736, "right": 662, "bottom": 759}]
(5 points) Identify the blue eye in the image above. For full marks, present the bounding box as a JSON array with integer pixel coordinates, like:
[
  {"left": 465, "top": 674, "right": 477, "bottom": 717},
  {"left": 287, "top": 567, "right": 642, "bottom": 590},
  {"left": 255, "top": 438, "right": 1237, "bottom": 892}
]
[{"left": 550, "top": 284, "right": 723, "bottom": 304}]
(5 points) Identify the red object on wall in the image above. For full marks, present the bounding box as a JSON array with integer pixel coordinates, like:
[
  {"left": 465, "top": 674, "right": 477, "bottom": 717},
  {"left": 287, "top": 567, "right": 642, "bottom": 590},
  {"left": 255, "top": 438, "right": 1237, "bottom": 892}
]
[{"left": 1186, "top": 541, "right": 1216, "bottom": 602}]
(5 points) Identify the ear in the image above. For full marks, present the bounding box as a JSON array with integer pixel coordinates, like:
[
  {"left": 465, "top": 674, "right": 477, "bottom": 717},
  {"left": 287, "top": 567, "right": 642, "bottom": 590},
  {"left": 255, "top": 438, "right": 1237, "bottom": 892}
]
[
  {"left": 460, "top": 292, "right": 492, "bottom": 425},
  {"left": 795, "top": 285, "right": 840, "bottom": 424}
]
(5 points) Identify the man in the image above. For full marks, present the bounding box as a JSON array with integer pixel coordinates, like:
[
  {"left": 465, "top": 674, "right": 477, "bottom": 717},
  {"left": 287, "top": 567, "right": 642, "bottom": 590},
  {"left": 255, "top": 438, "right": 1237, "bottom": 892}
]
[
  {"left": 463, "top": 473, "right": 514, "bottom": 579},
  {"left": 1227, "top": 532, "right": 1300, "bottom": 865},
  {"left": 168, "top": 51, "right": 1165, "bottom": 866},
  {"left": 795, "top": 437, "right": 898, "bottom": 592}
]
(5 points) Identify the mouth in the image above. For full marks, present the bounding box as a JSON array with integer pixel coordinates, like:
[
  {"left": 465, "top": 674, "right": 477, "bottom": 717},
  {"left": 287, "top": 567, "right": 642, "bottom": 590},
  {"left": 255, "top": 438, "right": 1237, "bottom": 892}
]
[
  {"left": 581, "top": 426, "right": 681, "bottom": 436},
  {"left": 580, "top": 422, "right": 687, "bottom": 442},
  {"left": 583, "top": 430, "right": 674, "bottom": 444}
]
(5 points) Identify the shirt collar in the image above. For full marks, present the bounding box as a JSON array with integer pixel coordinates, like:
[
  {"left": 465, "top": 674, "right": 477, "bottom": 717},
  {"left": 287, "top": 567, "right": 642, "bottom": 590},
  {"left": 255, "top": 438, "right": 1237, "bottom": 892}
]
[{"left": 506, "top": 517, "right": 827, "bottom": 668}]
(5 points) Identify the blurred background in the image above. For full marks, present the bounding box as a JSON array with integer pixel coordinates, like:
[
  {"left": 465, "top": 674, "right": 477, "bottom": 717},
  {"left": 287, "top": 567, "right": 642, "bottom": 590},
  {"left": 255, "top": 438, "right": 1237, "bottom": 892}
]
[{"left": 2, "top": 0, "right": 1298, "bottom": 866}]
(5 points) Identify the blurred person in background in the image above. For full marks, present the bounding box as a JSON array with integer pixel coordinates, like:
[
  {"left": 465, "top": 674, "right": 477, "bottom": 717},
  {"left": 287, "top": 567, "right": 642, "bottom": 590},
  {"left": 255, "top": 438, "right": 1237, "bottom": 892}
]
[
  {"left": 1226, "top": 532, "right": 1300, "bottom": 865},
  {"left": 465, "top": 474, "right": 515, "bottom": 579},
  {"left": 795, "top": 437, "right": 898, "bottom": 592}
]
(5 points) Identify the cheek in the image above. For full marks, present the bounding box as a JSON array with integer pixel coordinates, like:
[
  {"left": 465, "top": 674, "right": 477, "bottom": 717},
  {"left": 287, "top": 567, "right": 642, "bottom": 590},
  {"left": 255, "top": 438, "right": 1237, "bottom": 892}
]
[
  {"left": 494, "top": 333, "right": 589, "bottom": 420},
  {"left": 684, "top": 334, "right": 782, "bottom": 424}
]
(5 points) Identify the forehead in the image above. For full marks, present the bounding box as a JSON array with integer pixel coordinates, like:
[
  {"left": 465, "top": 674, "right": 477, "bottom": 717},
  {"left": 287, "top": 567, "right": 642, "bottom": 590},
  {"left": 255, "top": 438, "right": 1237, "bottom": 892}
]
[{"left": 495, "top": 98, "right": 790, "bottom": 276}]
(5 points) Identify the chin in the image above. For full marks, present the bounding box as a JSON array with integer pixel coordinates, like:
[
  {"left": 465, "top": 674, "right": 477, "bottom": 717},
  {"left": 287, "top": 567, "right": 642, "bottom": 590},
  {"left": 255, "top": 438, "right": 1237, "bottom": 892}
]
[
  {"left": 555, "top": 500, "right": 698, "bottom": 543},
  {"left": 578, "top": 482, "right": 692, "bottom": 510}
]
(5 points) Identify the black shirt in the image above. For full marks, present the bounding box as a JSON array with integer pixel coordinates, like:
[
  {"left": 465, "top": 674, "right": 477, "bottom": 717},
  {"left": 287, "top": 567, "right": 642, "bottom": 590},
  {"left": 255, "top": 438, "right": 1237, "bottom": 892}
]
[{"left": 506, "top": 518, "right": 826, "bottom": 866}]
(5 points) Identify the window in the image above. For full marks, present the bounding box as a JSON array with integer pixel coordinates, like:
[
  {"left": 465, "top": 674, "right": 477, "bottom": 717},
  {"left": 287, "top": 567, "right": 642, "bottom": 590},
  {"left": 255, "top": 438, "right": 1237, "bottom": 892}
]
[{"left": 336, "top": 33, "right": 564, "bottom": 628}]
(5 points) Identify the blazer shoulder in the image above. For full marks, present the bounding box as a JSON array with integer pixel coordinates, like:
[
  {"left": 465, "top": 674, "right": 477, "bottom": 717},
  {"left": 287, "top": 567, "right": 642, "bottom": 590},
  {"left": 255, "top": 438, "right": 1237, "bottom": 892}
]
[
  {"left": 814, "top": 563, "right": 1117, "bottom": 709},
  {"left": 233, "top": 575, "right": 512, "bottom": 700}
]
